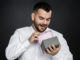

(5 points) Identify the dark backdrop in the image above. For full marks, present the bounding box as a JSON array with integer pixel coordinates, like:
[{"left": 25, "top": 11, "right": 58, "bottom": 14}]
[{"left": 0, "top": 0, "right": 80, "bottom": 60}]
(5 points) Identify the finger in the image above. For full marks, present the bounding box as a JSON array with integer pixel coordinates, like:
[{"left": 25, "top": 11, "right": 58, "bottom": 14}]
[
  {"left": 33, "top": 33, "right": 40, "bottom": 38},
  {"left": 37, "top": 32, "right": 40, "bottom": 35},
  {"left": 51, "top": 44, "right": 56, "bottom": 50},
  {"left": 56, "top": 44, "right": 61, "bottom": 51},
  {"left": 34, "top": 38, "right": 38, "bottom": 41},
  {"left": 46, "top": 48, "right": 51, "bottom": 54},
  {"left": 34, "top": 32, "right": 40, "bottom": 36},
  {"left": 48, "top": 45, "right": 53, "bottom": 52},
  {"left": 33, "top": 38, "right": 39, "bottom": 43},
  {"left": 33, "top": 34, "right": 39, "bottom": 38},
  {"left": 34, "top": 35, "right": 38, "bottom": 38}
]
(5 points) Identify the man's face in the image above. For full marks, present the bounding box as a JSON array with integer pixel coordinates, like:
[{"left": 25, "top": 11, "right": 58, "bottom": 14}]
[{"left": 32, "top": 9, "right": 52, "bottom": 32}]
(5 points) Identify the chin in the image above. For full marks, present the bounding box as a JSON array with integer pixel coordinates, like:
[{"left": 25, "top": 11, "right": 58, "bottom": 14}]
[{"left": 38, "top": 27, "right": 47, "bottom": 32}]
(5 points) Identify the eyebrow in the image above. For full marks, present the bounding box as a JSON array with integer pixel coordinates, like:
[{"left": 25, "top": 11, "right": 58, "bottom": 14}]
[
  {"left": 39, "top": 16, "right": 45, "bottom": 19},
  {"left": 39, "top": 16, "right": 51, "bottom": 19}
]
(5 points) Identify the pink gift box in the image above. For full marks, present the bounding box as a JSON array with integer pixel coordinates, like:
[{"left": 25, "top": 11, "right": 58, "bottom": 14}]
[{"left": 38, "top": 30, "right": 53, "bottom": 44}]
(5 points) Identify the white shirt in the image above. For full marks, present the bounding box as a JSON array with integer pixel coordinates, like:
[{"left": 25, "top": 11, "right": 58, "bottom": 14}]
[{"left": 5, "top": 26, "right": 73, "bottom": 60}]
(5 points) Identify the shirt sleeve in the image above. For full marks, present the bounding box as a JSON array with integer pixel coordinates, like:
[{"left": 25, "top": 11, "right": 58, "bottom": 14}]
[
  {"left": 5, "top": 29, "right": 31, "bottom": 60},
  {"left": 52, "top": 34, "right": 73, "bottom": 60}
]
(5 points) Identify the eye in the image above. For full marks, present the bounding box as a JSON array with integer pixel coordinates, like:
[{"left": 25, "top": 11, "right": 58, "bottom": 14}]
[
  {"left": 40, "top": 17, "right": 44, "bottom": 20},
  {"left": 39, "top": 16, "right": 44, "bottom": 20},
  {"left": 47, "top": 18, "right": 50, "bottom": 21}
]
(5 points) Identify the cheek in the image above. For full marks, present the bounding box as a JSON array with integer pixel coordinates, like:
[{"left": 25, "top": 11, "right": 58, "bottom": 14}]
[
  {"left": 35, "top": 19, "right": 43, "bottom": 25},
  {"left": 45, "top": 21, "right": 50, "bottom": 26},
  {"left": 38, "top": 20, "right": 43, "bottom": 24},
  {"left": 48, "top": 21, "right": 50, "bottom": 25},
  {"left": 34, "top": 19, "right": 41, "bottom": 26}
]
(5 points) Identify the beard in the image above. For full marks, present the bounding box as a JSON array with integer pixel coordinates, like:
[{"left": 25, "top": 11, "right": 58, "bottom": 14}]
[{"left": 33, "top": 21, "right": 48, "bottom": 32}]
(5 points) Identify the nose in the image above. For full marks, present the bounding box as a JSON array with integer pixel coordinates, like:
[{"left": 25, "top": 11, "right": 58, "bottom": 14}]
[{"left": 43, "top": 20, "right": 47, "bottom": 24}]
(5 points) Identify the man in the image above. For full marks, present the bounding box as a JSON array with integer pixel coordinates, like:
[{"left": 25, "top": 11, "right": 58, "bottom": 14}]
[{"left": 5, "top": 2, "right": 73, "bottom": 60}]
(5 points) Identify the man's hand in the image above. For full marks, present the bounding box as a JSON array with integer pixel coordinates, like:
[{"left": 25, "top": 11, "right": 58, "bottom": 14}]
[
  {"left": 29, "top": 32, "right": 40, "bottom": 43},
  {"left": 44, "top": 44, "right": 61, "bottom": 55}
]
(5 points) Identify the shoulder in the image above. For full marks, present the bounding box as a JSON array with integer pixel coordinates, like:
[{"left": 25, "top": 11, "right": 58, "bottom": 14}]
[
  {"left": 12, "top": 26, "right": 32, "bottom": 37},
  {"left": 15, "top": 26, "right": 31, "bottom": 33},
  {"left": 17, "top": 26, "right": 31, "bottom": 31}
]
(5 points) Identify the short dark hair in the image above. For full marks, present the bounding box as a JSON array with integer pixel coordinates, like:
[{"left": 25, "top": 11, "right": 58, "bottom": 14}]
[{"left": 33, "top": 2, "right": 52, "bottom": 13}]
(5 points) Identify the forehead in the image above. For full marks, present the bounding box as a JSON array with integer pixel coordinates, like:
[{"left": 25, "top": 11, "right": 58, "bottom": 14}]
[{"left": 37, "top": 9, "right": 52, "bottom": 18}]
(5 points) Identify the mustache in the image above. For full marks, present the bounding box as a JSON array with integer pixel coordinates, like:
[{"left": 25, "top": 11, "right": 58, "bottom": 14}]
[{"left": 40, "top": 24, "right": 47, "bottom": 27}]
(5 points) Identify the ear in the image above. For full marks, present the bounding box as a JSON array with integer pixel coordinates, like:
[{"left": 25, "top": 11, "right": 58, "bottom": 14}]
[{"left": 31, "top": 13, "right": 35, "bottom": 21}]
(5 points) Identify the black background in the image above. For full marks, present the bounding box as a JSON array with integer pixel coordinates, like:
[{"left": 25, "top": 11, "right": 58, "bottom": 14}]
[{"left": 0, "top": 0, "right": 80, "bottom": 60}]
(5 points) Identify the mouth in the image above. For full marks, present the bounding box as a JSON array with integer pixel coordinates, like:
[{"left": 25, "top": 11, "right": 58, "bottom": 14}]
[
  {"left": 40, "top": 25, "right": 47, "bottom": 30},
  {"left": 41, "top": 26, "right": 46, "bottom": 29}
]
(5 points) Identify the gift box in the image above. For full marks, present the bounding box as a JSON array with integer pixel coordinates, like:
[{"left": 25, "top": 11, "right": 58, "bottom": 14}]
[
  {"left": 38, "top": 30, "right": 60, "bottom": 51},
  {"left": 41, "top": 36, "right": 60, "bottom": 51}
]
